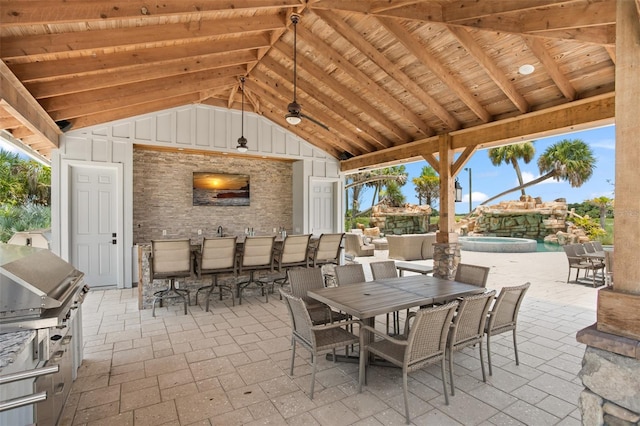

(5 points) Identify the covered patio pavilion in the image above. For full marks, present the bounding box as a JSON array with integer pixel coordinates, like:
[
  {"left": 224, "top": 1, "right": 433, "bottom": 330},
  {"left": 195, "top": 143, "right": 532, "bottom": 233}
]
[{"left": 1, "top": 1, "right": 640, "bottom": 423}]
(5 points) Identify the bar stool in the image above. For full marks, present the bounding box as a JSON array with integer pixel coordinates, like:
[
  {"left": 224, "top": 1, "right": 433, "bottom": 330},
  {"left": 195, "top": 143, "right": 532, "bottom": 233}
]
[{"left": 150, "top": 239, "right": 193, "bottom": 317}]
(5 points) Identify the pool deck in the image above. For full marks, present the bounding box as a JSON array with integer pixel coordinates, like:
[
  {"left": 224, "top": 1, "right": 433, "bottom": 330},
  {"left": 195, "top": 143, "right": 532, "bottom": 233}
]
[{"left": 61, "top": 249, "right": 597, "bottom": 425}]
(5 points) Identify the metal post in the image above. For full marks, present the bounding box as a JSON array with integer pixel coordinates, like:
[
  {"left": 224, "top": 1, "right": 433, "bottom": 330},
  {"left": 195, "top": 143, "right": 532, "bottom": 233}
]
[{"left": 464, "top": 167, "right": 472, "bottom": 214}]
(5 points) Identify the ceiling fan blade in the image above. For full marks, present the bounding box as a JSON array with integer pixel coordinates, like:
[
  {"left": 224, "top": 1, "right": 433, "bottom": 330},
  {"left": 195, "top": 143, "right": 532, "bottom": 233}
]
[{"left": 301, "top": 113, "right": 329, "bottom": 131}]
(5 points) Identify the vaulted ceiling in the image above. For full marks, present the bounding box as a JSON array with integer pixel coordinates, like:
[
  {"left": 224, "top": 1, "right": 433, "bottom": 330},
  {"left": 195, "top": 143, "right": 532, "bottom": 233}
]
[{"left": 0, "top": 0, "right": 629, "bottom": 169}]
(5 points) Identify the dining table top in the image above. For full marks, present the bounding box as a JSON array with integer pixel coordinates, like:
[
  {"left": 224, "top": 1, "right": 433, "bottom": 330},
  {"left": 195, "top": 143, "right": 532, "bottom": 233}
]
[{"left": 307, "top": 275, "right": 485, "bottom": 320}]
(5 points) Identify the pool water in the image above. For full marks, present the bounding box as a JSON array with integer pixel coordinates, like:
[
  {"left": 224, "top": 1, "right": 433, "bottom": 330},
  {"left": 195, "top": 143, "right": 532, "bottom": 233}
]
[{"left": 459, "top": 236, "right": 565, "bottom": 253}]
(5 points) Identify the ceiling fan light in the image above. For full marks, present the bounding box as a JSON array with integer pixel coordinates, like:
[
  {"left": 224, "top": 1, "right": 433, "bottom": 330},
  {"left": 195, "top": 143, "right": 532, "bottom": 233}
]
[
  {"left": 285, "top": 114, "right": 302, "bottom": 125},
  {"left": 236, "top": 135, "right": 248, "bottom": 152}
]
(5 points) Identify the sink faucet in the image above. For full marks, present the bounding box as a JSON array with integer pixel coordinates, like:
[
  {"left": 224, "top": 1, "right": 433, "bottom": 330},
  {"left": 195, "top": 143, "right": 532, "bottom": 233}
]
[{"left": 217, "top": 226, "right": 223, "bottom": 237}]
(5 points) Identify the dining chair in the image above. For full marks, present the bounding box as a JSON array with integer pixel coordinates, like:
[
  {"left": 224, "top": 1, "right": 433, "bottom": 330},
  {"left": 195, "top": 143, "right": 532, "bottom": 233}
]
[
  {"left": 308, "top": 233, "right": 344, "bottom": 267},
  {"left": 272, "top": 234, "right": 312, "bottom": 297},
  {"left": 237, "top": 235, "right": 275, "bottom": 304},
  {"left": 149, "top": 239, "right": 193, "bottom": 317},
  {"left": 334, "top": 263, "right": 366, "bottom": 286},
  {"left": 485, "top": 282, "right": 530, "bottom": 375},
  {"left": 194, "top": 236, "right": 237, "bottom": 311},
  {"left": 287, "top": 268, "right": 348, "bottom": 325},
  {"left": 592, "top": 241, "right": 604, "bottom": 252},
  {"left": 446, "top": 290, "right": 496, "bottom": 395},
  {"left": 280, "top": 290, "right": 360, "bottom": 399},
  {"left": 583, "top": 241, "right": 596, "bottom": 253},
  {"left": 563, "top": 244, "right": 604, "bottom": 287},
  {"left": 358, "top": 301, "right": 459, "bottom": 424},
  {"left": 370, "top": 261, "right": 403, "bottom": 335},
  {"left": 454, "top": 263, "right": 490, "bottom": 288}
]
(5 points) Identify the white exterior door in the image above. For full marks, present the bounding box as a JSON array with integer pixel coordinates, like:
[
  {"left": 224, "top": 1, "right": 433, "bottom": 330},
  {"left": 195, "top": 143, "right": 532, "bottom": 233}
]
[
  {"left": 66, "top": 163, "right": 122, "bottom": 287},
  {"left": 310, "top": 179, "right": 339, "bottom": 235}
]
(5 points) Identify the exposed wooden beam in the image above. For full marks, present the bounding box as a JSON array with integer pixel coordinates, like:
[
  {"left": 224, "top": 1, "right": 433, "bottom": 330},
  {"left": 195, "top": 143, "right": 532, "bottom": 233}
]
[
  {"left": 271, "top": 41, "right": 412, "bottom": 142},
  {"left": 27, "top": 51, "right": 258, "bottom": 99},
  {"left": 0, "top": 15, "right": 286, "bottom": 59},
  {"left": 249, "top": 68, "right": 375, "bottom": 154},
  {"left": 524, "top": 37, "right": 577, "bottom": 101},
  {"left": 0, "top": 61, "right": 59, "bottom": 149},
  {"left": 245, "top": 77, "right": 361, "bottom": 155},
  {"left": 447, "top": 25, "right": 529, "bottom": 114},
  {"left": 297, "top": 23, "right": 434, "bottom": 137},
  {"left": 451, "top": 146, "right": 476, "bottom": 176},
  {"left": 316, "top": 9, "right": 459, "bottom": 131},
  {"left": 258, "top": 55, "right": 391, "bottom": 150},
  {"left": 341, "top": 92, "right": 614, "bottom": 171},
  {"left": 380, "top": 17, "right": 492, "bottom": 123},
  {"left": 0, "top": 0, "right": 301, "bottom": 25},
  {"left": 42, "top": 66, "right": 244, "bottom": 115}
]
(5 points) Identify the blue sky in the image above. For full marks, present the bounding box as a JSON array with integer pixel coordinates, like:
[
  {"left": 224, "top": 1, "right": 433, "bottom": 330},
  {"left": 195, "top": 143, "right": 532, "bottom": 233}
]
[{"left": 358, "top": 124, "right": 616, "bottom": 214}]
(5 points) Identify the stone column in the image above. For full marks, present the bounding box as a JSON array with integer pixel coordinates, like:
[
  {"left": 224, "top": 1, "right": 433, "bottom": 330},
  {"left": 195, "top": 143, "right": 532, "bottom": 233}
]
[
  {"left": 576, "top": 1, "right": 640, "bottom": 423},
  {"left": 432, "top": 242, "right": 461, "bottom": 280}
]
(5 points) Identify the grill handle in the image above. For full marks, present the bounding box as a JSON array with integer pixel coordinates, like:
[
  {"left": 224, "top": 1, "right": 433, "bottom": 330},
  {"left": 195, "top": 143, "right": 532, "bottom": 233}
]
[
  {"left": 0, "top": 365, "right": 59, "bottom": 385},
  {"left": 0, "top": 391, "right": 47, "bottom": 413}
]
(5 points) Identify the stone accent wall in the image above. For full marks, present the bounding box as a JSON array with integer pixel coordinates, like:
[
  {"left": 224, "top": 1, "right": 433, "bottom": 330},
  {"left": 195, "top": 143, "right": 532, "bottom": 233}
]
[
  {"left": 133, "top": 149, "right": 293, "bottom": 244},
  {"left": 468, "top": 198, "right": 567, "bottom": 241},
  {"left": 579, "top": 346, "right": 640, "bottom": 425},
  {"left": 370, "top": 204, "right": 432, "bottom": 235}
]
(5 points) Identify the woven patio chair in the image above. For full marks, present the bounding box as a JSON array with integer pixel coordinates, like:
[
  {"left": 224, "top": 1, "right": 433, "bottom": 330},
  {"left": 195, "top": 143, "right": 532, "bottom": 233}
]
[
  {"left": 195, "top": 236, "right": 237, "bottom": 311},
  {"left": 370, "top": 261, "right": 404, "bottom": 335},
  {"left": 563, "top": 244, "right": 604, "bottom": 287},
  {"left": 334, "top": 263, "right": 366, "bottom": 286},
  {"left": 446, "top": 290, "right": 496, "bottom": 395},
  {"left": 454, "top": 263, "right": 490, "bottom": 288},
  {"left": 358, "top": 301, "right": 459, "bottom": 424},
  {"left": 592, "top": 241, "right": 604, "bottom": 252},
  {"left": 280, "top": 290, "right": 360, "bottom": 399},
  {"left": 287, "top": 268, "right": 348, "bottom": 325},
  {"left": 604, "top": 250, "right": 614, "bottom": 287},
  {"left": 485, "top": 282, "right": 530, "bottom": 375}
]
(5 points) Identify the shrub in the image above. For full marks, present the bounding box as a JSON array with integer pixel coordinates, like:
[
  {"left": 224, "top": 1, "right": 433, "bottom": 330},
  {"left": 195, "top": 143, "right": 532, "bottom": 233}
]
[{"left": 0, "top": 203, "right": 51, "bottom": 242}]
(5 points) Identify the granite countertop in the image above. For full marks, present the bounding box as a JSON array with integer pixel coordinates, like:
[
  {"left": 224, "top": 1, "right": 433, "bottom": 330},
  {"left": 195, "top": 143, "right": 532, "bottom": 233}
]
[{"left": 0, "top": 330, "right": 36, "bottom": 371}]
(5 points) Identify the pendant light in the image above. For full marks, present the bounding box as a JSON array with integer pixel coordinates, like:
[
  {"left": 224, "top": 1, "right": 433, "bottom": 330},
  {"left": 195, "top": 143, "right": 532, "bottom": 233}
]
[{"left": 236, "top": 77, "right": 248, "bottom": 153}]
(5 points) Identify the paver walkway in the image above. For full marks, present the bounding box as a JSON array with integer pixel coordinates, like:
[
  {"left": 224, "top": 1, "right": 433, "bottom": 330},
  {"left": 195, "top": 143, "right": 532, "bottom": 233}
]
[{"left": 61, "top": 250, "right": 596, "bottom": 425}]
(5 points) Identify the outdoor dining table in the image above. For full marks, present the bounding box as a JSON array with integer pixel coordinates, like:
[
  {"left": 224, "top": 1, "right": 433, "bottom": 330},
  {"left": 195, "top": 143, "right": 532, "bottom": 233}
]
[{"left": 307, "top": 274, "right": 485, "bottom": 363}]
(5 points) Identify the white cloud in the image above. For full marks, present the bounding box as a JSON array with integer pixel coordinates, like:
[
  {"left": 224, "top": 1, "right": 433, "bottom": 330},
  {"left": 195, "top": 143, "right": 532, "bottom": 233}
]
[
  {"left": 467, "top": 192, "right": 488, "bottom": 203},
  {"left": 590, "top": 138, "right": 615, "bottom": 150}
]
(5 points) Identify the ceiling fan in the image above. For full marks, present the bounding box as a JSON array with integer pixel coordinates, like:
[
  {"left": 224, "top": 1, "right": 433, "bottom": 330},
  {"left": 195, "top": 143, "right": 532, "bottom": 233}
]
[{"left": 285, "top": 14, "right": 329, "bottom": 131}]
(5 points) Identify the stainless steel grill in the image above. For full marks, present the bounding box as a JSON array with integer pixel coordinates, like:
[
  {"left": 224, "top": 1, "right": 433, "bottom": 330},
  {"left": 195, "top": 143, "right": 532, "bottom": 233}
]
[{"left": 0, "top": 244, "right": 89, "bottom": 426}]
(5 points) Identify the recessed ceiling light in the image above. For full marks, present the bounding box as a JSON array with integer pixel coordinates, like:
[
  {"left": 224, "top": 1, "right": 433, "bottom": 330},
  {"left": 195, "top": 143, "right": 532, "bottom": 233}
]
[{"left": 518, "top": 64, "right": 535, "bottom": 75}]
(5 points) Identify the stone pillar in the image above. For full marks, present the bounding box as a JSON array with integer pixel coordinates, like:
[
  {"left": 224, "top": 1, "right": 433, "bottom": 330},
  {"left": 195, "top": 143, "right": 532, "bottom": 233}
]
[{"left": 432, "top": 242, "right": 461, "bottom": 280}]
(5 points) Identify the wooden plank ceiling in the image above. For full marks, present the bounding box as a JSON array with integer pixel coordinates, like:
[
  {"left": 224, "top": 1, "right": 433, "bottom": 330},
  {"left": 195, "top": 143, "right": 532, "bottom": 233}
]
[{"left": 0, "top": 0, "right": 624, "bottom": 168}]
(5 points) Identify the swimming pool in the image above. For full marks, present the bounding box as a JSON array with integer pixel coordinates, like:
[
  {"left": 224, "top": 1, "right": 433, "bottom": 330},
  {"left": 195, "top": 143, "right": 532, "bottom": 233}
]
[{"left": 459, "top": 236, "right": 539, "bottom": 253}]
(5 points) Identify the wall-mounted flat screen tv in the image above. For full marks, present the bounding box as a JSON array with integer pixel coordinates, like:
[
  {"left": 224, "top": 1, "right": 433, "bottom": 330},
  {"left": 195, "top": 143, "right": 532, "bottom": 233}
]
[{"left": 193, "top": 172, "right": 250, "bottom": 206}]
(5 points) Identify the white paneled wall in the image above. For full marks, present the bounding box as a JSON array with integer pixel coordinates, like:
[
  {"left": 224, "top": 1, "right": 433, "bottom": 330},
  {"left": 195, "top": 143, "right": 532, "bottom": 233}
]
[{"left": 52, "top": 104, "right": 342, "bottom": 288}]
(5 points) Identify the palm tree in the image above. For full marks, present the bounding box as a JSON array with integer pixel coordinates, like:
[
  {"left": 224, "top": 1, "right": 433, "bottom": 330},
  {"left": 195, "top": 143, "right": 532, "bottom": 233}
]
[
  {"left": 367, "top": 166, "right": 408, "bottom": 209},
  {"left": 379, "top": 180, "right": 406, "bottom": 207},
  {"left": 480, "top": 139, "right": 596, "bottom": 206},
  {"left": 412, "top": 166, "right": 439, "bottom": 207},
  {"left": 588, "top": 196, "right": 613, "bottom": 229},
  {"left": 488, "top": 142, "right": 535, "bottom": 197}
]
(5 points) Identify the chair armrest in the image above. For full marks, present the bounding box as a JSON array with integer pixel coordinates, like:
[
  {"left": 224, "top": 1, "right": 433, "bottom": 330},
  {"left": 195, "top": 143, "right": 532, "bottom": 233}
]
[
  {"left": 311, "top": 319, "right": 361, "bottom": 331},
  {"left": 360, "top": 325, "right": 409, "bottom": 346}
]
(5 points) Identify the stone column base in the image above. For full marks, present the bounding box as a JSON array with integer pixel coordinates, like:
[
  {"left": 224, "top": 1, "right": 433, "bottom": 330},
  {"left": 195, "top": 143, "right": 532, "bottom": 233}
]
[{"left": 432, "top": 242, "right": 461, "bottom": 280}]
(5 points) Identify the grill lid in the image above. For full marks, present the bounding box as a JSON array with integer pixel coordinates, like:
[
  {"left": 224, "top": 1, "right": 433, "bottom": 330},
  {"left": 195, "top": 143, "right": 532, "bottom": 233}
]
[{"left": 0, "top": 244, "right": 83, "bottom": 316}]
